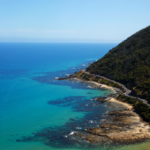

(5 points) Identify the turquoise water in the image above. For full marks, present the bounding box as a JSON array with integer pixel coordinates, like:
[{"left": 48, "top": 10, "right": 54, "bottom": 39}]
[{"left": 1, "top": 43, "right": 149, "bottom": 150}]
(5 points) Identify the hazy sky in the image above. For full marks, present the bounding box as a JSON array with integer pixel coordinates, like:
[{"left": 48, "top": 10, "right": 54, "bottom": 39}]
[{"left": 0, "top": 0, "right": 150, "bottom": 43}]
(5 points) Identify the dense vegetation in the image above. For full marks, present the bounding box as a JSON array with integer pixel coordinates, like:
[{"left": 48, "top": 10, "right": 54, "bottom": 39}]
[
  {"left": 76, "top": 71, "right": 123, "bottom": 89},
  {"left": 87, "top": 26, "right": 150, "bottom": 103},
  {"left": 117, "top": 94, "right": 150, "bottom": 122}
]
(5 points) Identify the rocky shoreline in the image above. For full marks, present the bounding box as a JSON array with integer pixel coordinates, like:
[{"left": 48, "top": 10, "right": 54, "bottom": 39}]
[
  {"left": 56, "top": 75, "right": 150, "bottom": 146},
  {"left": 73, "top": 97, "right": 150, "bottom": 146}
]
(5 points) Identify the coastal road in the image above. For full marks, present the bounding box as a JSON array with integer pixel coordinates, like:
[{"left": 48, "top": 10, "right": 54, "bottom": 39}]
[{"left": 82, "top": 69, "right": 150, "bottom": 107}]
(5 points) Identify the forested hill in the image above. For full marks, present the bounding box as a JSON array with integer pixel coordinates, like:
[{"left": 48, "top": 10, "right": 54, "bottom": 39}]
[{"left": 87, "top": 26, "right": 150, "bottom": 103}]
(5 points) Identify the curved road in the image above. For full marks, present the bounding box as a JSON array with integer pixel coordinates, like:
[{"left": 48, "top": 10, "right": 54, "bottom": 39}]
[{"left": 82, "top": 69, "right": 150, "bottom": 107}]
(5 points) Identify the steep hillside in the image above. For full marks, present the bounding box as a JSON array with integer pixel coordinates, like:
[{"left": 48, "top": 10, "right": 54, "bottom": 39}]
[{"left": 87, "top": 26, "right": 150, "bottom": 103}]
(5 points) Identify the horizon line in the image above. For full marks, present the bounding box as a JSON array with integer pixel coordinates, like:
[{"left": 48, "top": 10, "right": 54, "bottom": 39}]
[{"left": 0, "top": 41, "right": 119, "bottom": 44}]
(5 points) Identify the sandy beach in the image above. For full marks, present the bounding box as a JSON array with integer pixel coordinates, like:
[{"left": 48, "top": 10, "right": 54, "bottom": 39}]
[
  {"left": 73, "top": 77, "right": 118, "bottom": 92},
  {"left": 69, "top": 77, "right": 150, "bottom": 146},
  {"left": 109, "top": 97, "right": 133, "bottom": 110}
]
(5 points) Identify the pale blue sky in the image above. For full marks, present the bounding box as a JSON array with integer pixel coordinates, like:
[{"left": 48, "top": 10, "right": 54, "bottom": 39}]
[{"left": 0, "top": 0, "right": 150, "bottom": 43}]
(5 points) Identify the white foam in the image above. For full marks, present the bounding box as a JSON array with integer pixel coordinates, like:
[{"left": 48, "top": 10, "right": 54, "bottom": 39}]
[
  {"left": 66, "top": 74, "right": 70, "bottom": 77},
  {"left": 85, "top": 103, "right": 89, "bottom": 106},
  {"left": 69, "top": 131, "right": 75, "bottom": 135},
  {"left": 75, "top": 127, "right": 82, "bottom": 130},
  {"left": 87, "top": 86, "right": 92, "bottom": 88},
  {"left": 64, "top": 135, "right": 68, "bottom": 138},
  {"left": 55, "top": 77, "right": 59, "bottom": 80},
  {"left": 89, "top": 120, "right": 94, "bottom": 123}
]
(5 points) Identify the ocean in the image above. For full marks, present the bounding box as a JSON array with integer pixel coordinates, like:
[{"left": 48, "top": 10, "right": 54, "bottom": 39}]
[{"left": 0, "top": 43, "right": 150, "bottom": 150}]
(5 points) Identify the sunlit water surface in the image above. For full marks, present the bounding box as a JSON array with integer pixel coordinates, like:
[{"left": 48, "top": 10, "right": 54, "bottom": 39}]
[{"left": 0, "top": 43, "right": 149, "bottom": 150}]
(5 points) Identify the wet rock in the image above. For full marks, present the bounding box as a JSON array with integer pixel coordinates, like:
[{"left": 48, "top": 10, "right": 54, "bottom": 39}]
[{"left": 74, "top": 133, "right": 84, "bottom": 138}]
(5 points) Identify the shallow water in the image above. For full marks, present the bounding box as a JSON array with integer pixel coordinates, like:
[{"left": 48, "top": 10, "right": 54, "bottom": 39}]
[{"left": 0, "top": 43, "right": 150, "bottom": 150}]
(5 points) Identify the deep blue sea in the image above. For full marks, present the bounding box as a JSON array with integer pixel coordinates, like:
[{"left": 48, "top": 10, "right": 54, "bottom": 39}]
[{"left": 0, "top": 43, "right": 149, "bottom": 150}]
